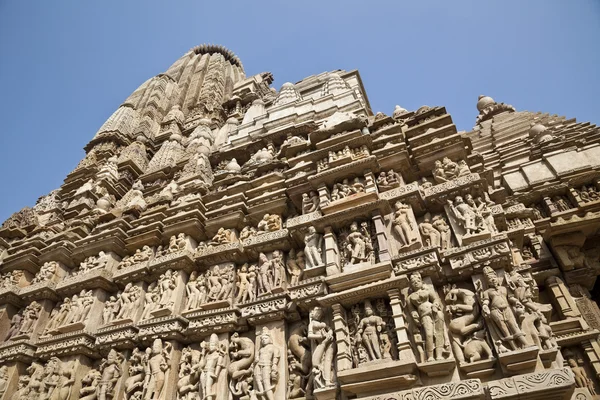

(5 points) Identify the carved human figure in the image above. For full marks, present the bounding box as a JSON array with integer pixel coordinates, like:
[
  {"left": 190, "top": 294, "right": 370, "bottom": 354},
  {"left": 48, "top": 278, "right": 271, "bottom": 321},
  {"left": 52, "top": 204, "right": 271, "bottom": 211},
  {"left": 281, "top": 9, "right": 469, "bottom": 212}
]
[
  {"left": 209, "top": 228, "right": 234, "bottom": 246},
  {"left": 46, "top": 298, "right": 72, "bottom": 331},
  {"left": 407, "top": 273, "right": 449, "bottom": 362},
  {"left": 447, "top": 195, "right": 485, "bottom": 236},
  {"left": 144, "top": 339, "right": 171, "bottom": 400},
  {"left": 419, "top": 213, "right": 441, "bottom": 247},
  {"left": 304, "top": 227, "right": 324, "bottom": 269},
  {"left": 186, "top": 271, "right": 202, "bottom": 310},
  {"left": 308, "top": 307, "right": 335, "bottom": 389},
  {"left": 477, "top": 266, "right": 529, "bottom": 350},
  {"left": 5, "top": 311, "right": 23, "bottom": 340},
  {"left": 356, "top": 300, "right": 388, "bottom": 362},
  {"left": 116, "top": 283, "right": 142, "bottom": 321},
  {"left": 68, "top": 289, "right": 94, "bottom": 324},
  {"left": 95, "top": 349, "right": 123, "bottom": 400},
  {"left": 286, "top": 249, "right": 305, "bottom": 286},
  {"left": 50, "top": 359, "right": 76, "bottom": 400},
  {"left": 19, "top": 301, "right": 42, "bottom": 335},
  {"left": 239, "top": 226, "right": 258, "bottom": 241},
  {"left": 141, "top": 283, "right": 159, "bottom": 320},
  {"left": 474, "top": 195, "right": 498, "bottom": 234},
  {"left": 33, "top": 261, "right": 57, "bottom": 284},
  {"left": 567, "top": 356, "right": 597, "bottom": 395},
  {"left": 168, "top": 233, "right": 187, "bottom": 253},
  {"left": 199, "top": 334, "right": 225, "bottom": 400},
  {"left": 247, "top": 265, "right": 258, "bottom": 302},
  {"left": 552, "top": 195, "right": 571, "bottom": 212},
  {"left": 257, "top": 214, "right": 282, "bottom": 233},
  {"left": 79, "top": 369, "right": 102, "bottom": 400},
  {"left": 253, "top": 329, "right": 281, "bottom": 400},
  {"left": 302, "top": 191, "right": 320, "bottom": 214},
  {"left": 257, "top": 253, "right": 273, "bottom": 296},
  {"left": 0, "top": 365, "right": 7, "bottom": 398},
  {"left": 432, "top": 214, "right": 453, "bottom": 250},
  {"left": 393, "top": 201, "right": 417, "bottom": 248},
  {"left": 344, "top": 221, "right": 373, "bottom": 265},
  {"left": 125, "top": 348, "right": 146, "bottom": 399},
  {"left": 228, "top": 332, "right": 255, "bottom": 399},
  {"left": 271, "top": 250, "right": 286, "bottom": 289},
  {"left": 103, "top": 296, "right": 119, "bottom": 325},
  {"left": 234, "top": 264, "right": 251, "bottom": 303},
  {"left": 432, "top": 160, "right": 448, "bottom": 184},
  {"left": 443, "top": 285, "right": 492, "bottom": 363},
  {"left": 157, "top": 270, "right": 177, "bottom": 309},
  {"left": 508, "top": 271, "right": 556, "bottom": 349}
]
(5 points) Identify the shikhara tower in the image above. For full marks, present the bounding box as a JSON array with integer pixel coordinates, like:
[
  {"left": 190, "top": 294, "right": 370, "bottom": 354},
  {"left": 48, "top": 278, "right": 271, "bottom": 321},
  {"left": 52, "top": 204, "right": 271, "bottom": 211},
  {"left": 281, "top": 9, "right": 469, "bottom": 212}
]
[{"left": 1, "top": 45, "right": 600, "bottom": 400}]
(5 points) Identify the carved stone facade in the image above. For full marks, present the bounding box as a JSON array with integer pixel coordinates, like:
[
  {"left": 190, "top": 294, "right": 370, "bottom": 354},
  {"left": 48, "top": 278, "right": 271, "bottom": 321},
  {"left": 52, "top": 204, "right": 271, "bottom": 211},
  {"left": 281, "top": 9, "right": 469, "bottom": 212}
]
[{"left": 1, "top": 46, "right": 600, "bottom": 400}]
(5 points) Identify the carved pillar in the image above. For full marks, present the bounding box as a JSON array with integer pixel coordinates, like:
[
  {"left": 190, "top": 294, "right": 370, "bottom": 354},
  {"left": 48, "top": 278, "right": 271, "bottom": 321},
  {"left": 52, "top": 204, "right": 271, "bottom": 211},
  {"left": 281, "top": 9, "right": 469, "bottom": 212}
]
[
  {"left": 582, "top": 340, "right": 600, "bottom": 382},
  {"left": 331, "top": 304, "right": 352, "bottom": 371},
  {"left": 387, "top": 288, "right": 415, "bottom": 363},
  {"left": 372, "top": 210, "right": 390, "bottom": 262},
  {"left": 546, "top": 276, "right": 581, "bottom": 319},
  {"left": 364, "top": 170, "right": 377, "bottom": 194},
  {"left": 323, "top": 227, "right": 340, "bottom": 276},
  {"left": 317, "top": 184, "right": 330, "bottom": 208},
  {"left": 0, "top": 304, "right": 19, "bottom": 341},
  {"left": 0, "top": 361, "right": 27, "bottom": 400}
]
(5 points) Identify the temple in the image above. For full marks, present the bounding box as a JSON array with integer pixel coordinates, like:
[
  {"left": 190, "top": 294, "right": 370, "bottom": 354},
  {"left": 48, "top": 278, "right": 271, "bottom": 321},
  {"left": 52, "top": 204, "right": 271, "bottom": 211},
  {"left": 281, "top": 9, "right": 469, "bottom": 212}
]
[{"left": 1, "top": 44, "right": 600, "bottom": 400}]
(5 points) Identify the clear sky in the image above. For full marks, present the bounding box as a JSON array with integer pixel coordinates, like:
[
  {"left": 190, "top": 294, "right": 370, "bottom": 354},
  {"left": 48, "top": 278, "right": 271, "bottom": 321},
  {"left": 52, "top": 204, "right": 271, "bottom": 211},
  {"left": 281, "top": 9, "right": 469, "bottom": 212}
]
[{"left": 0, "top": 1, "right": 599, "bottom": 223}]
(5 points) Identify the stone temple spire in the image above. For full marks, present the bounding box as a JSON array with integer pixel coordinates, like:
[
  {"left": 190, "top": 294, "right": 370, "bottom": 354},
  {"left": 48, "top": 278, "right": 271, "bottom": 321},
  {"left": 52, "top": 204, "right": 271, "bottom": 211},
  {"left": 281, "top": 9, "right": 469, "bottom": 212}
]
[{"left": 475, "top": 94, "right": 516, "bottom": 126}]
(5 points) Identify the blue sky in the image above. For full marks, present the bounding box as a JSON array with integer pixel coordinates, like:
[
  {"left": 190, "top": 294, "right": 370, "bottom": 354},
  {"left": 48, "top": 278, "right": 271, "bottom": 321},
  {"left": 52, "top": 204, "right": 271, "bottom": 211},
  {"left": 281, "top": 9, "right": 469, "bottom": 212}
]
[{"left": 0, "top": 1, "right": 599, "bottom": 223}]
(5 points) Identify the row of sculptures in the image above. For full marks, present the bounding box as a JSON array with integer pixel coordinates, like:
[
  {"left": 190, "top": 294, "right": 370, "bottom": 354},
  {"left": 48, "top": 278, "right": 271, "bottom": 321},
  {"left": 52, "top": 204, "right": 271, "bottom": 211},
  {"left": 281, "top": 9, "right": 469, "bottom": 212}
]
[{"left": 5, "top": 262, "right": 578, "bottom": 399}]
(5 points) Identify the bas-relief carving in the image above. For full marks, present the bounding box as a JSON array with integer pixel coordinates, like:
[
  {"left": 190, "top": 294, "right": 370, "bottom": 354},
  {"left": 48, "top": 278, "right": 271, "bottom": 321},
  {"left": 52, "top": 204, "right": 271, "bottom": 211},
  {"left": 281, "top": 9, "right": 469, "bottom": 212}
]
[
  {"left": 376, "top": 170, "right": 403, "bottom": 192},
  {"left": 103, "top": 283, "right": 144, "bottom": 325},
  {"left": 339, "top": 221, "right": 375, "bottom": 268},
  {"left": 406, "top": 273, "right": 450, "bottom": 363},
  {"left": 10, "top": 357, "right": 76, "bottom": 400},
  {"left": 177, "top": 334, "right": 226, "bottom": 400},
  {"left": 347, "top": 299, "right": 396, "bottom": 367},
  {"left": 33, "top": 261, "right": 58, "bottom": 283},
  {"left": 5, "top": 301, "right": 42, "bottom": 340},
  {"left": 118, "top": 246, "right": 154, "bottom": 270},
  {"left": 391, "top": 201, "right": 419, "bottom": 252},
  {"left": 446, "top": 194, "right": 498, "bottom": 244},
  {"left": 141, "top": 270, "right": 179, "bottom": 319},
  {"left": 125, "top": 339, "right": 172, "bottom": 400},
  {"left": 432, "top": 157, "right": 471, "bottom": 184},
  {"left": 184, "top": 264, "right": 234, "bottom": 311},
  {"left": 44, "top": 289, "right": 95, "bottom": 333},
  {"left": 443, "top": 284, "right": 493, "bottom": 363},
  {"left": 253, "top": 328, "right": 280, "bottom": 400},
  {"left": 79, "top": 349, "right": 124, "bottom": 400},
  {"left": 301, "top": 191, "right": 320, "bottom": 214},
  {"left": 228, "top": 332, "right": 255, "bottom": 399},
  {"left": 4, "top": 51, "right": 600, "bottom": 400}
]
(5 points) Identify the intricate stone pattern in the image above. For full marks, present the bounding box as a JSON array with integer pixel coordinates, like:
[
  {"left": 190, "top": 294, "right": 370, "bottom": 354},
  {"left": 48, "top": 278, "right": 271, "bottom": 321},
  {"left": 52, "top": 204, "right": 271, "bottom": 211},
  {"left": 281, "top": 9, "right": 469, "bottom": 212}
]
[{"left": 1, "top": 48, "right": 598, "bottom": 400}]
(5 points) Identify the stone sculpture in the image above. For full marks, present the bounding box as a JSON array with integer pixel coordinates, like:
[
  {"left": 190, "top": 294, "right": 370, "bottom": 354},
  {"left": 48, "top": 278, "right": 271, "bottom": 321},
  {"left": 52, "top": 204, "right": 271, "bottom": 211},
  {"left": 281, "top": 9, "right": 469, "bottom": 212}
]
[
  {"left": 407, "top": 272, "right": 450, "bottom": 362},
  {"left": 257, "top": 214, "right": 282, "bottom": 233},
  {"left": 144, "top": 339, "right": 172, "bottom": 400},
  {"left": 392, "top": 201, "right": 418, "bottom": 249},
  {"left": 304, "top": 226, "right": 324, "bottom": 270},
  {"left": 376, "top": 169, "right": 403, "bottom": 191},
  {"left": 477, "top": 266, "right": 529, "bottom": 350},
  {"left": 308, "top": 306, "right": 335, "bottom": 389},
  {"left": 341, "top": 221, "right": 374, "bottom": 266},
  {"left": 433, "top": 157, "right": 471, "bottom": 183},
  {"left": 353, "top": 300, "right": 390, "bottom": 363},
  {"left": 208, "top": 227, "right": 236, "bottom": 246},
  {"left": 419, "top": 213, "right": 441, "bottom": 247},
  {"left": 302, "top": 191, "right": 320, "bottom": 214},
  {"left": 254, "top": 328, "right": 280, "bottom": 400},
  {"left": 286, "top": 249, "right": 305, "bottom": 286},
  {"left": 119, "top": 246, "right": 154, "bottom": 269},
  {"left": 444, "top": 285, "right": 493, "bottom": 363},
  {"left": 32, "top": 261, "right": 57, "bottom": 283},
  {"left": 228, "top": 332, "right": 255, "bottom": 399}
]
